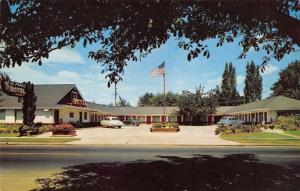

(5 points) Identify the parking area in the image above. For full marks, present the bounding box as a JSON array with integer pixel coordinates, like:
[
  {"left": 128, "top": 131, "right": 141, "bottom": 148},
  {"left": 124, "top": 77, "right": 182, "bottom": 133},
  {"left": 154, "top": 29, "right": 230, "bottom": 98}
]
[{"left": 37, "top": 125, "right": 240, "bottom": 145}]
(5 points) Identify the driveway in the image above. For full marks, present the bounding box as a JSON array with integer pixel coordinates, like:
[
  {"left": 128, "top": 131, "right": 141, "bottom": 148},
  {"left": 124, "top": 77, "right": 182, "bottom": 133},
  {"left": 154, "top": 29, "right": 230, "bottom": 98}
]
[{"left": 65, "top": 125, "right": 240, "bottom": 145}]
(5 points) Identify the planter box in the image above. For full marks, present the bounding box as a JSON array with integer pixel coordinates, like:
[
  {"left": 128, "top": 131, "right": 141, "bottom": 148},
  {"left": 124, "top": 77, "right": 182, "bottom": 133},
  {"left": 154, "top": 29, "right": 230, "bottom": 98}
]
[{"left": 150, "top": 127, "right": 180, "bottom": 132}]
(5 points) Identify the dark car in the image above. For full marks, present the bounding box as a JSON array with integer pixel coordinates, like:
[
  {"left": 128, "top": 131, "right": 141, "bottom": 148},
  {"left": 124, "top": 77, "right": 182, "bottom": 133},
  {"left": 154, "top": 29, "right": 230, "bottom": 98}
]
[{"left": 123, "top": 118, "right": 141, "bottom": 126}]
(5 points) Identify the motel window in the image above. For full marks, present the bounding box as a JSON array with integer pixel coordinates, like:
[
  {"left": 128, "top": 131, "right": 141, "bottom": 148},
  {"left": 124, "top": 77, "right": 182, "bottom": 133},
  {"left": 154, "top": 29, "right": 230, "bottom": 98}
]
[
  {"left": 18, "top": 97, "right": 22, "bottom": 103},
  {"left": 152, "top": 116, "right": 160, "bottom": 123},
  {"left": 84, "top": 112, "right": 87, "bottom": 120},
  {"left": 138, "top": 116, "right": 146, "bottom": 123},
  {"left": 16, "top": 110, "right": 23, "bottom": 121},
  {"left": 168, "top": 116, "right": 176, "bottom": 122},
  {"left": 70, "top": 112, "right": 74, "bottom": 118},
  {"left": 71, "top": 91, "right": 78, "bottom": 99},
  {"left": 0, "top": 110, "right": 5, "bottom": 120}
]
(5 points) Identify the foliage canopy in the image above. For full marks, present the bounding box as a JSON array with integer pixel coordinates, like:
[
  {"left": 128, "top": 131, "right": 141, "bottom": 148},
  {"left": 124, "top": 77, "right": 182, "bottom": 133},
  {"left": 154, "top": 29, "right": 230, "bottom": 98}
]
[{"left": 1, "top": 0, "right": 299, "bottom": 85}]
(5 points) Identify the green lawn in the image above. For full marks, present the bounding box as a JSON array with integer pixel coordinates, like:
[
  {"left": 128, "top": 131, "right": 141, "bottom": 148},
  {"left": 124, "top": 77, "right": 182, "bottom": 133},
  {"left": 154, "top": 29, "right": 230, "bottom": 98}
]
[
  {"left": 220, "top": 132, "right": 300, "bottom": 145},
  {"left": 283, "top": 131, "right": 300, "bottom": 137},
  {"left": 0, "top": 133, "right": 19, "bottom": 137},
  {"left": 0, "top": 137, "right": 80, "bottom": 143}
]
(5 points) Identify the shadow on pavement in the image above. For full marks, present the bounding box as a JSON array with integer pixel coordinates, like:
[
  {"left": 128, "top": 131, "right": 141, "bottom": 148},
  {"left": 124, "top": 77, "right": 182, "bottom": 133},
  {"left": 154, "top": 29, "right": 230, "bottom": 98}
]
[{"left": 31, "top": 154, "right": 300, "bottom": 191}]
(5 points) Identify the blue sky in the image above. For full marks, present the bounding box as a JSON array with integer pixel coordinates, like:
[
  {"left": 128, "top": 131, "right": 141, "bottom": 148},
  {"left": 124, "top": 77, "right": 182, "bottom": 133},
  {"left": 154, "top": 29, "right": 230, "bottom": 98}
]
[{"left": 2, "top": 37, "right": 300, "bottom": 106}]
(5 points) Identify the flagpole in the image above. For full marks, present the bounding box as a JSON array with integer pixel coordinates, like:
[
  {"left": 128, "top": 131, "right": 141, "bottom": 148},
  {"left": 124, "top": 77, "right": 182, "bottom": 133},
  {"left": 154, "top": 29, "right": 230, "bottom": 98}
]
[{"left": 163, "top": 72, "right": 166, "bottom": 124}]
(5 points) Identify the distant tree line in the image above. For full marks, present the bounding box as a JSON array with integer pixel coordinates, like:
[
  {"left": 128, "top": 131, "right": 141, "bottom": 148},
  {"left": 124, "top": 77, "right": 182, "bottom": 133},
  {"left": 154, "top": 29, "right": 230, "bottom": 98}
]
[{"left": 138, "top": 61, "right": 264, "bottom": 108}]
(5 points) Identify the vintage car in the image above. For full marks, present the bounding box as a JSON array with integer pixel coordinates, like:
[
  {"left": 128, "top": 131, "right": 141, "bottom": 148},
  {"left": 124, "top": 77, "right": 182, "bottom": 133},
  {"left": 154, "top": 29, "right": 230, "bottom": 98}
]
[
  {"left": 100, "top": 117, "right": 124, "bottom": 128},
  {"left": 123, "top": 118, "right": 141, "bottom": 126},
  {"left": 217, "top": 116, "right": 243, "bottom": 126}
]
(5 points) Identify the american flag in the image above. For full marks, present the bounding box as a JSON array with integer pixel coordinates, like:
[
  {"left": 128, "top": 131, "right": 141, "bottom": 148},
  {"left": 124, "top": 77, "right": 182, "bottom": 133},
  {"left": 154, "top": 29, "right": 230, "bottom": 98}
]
[{"left": 151, "top": 62, "right": 165, "bottom": 78}]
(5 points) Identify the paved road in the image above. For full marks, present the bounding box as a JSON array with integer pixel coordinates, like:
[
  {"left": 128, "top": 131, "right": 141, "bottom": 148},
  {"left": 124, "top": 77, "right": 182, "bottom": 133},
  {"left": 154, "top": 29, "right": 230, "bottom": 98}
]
[
  {"left": 38, "top": 125, "right": 240, "bottom": 145},
  {"left": 1, "top": 145, "right": 300, "bottom": 191}
]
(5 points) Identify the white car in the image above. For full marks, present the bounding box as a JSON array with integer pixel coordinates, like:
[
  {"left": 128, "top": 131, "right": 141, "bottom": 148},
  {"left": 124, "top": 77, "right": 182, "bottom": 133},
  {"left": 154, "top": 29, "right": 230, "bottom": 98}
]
[
  {"left": 217, "top": 116, "right": 243, "bottom": 126},
  {"left": 101, "top": 117, "right": 124, "bottom": 128}
]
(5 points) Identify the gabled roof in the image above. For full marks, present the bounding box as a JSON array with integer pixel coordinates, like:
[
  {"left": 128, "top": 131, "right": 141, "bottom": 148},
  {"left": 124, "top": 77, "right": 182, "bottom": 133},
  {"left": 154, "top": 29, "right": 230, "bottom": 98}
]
[
  {"left": 0, "top": 84, "right": 77, "bottom": 108},
  {"left": 214, "top": 106, "right": 235, "bottom": 115},
  {"left": 227, "top": 96, "right": 300, "bottom": 114},
  {"left": 86, "top": 101, "right": 178, "bottom": 115},
  {"left": 86, "top": 102, "right": 116, "bottom": 113},
  {"left": 111, "top": 106, "right": 178, "bottom": 115}
]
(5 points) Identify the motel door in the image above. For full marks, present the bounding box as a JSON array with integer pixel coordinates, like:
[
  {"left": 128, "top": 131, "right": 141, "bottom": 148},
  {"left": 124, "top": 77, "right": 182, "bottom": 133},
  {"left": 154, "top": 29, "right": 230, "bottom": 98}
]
[
  {"left": 146, "top": 116, "right": 151, "bottom": 124},
  {"left": 161, "top": 116, "right": 166, "bottom": 123},
  {"left": 54, "top": 110, "right": 59, "bottom": 124},
  {"left": 207, "top": 115, "right": 212, "bottom": 124},
  {"left": 79, "top": 112, "right": 82, "bottom": 123},
  {"left": 177, "top": 116, "right": 182, "bottom": 124}
]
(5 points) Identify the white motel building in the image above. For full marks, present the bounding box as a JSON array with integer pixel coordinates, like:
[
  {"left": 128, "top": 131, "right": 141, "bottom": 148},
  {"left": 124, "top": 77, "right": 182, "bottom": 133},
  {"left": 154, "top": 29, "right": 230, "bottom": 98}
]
[{"left": 0, "top": 84, "right": 299, "bottom": 125}]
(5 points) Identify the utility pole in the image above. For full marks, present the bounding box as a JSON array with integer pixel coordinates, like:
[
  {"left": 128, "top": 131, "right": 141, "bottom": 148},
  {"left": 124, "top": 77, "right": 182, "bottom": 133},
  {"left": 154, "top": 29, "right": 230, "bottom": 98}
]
[
  {"left": 163, "top": 73, "right": 166, "bottom": 124},
  {"left": 114, "top": 82, "right": 117, "bottom": 106}
]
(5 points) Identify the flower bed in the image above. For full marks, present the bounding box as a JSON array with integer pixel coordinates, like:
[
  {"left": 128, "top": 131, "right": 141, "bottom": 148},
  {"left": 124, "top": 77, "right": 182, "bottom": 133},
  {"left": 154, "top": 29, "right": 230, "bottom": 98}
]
[
  {"left": 150, "top": 123, "right": 180, "bottom": 132},
  {"left": 52, "top": 123, "right": 77, "bottom": 136}
]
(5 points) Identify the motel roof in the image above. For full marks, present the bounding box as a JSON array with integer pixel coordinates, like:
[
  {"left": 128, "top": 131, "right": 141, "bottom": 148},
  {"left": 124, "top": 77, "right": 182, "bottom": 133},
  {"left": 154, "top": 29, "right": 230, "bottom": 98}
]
[
  {"left": 87, "top": 101, "right": 178, "bottom": 115},
  {"left": 227, "top": 96, "right": 300, "bottom": 114},
  {"left": 4, "top": 84, "right": 295, "bottom": 116},
  {"left": 0, "top": 84, "right": 76, "bottom": 109}
]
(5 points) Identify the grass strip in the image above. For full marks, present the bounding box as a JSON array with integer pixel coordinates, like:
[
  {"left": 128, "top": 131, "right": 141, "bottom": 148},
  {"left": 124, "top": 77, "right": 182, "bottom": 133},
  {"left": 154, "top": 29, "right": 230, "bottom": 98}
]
[
  {"left": 0, "top": 133, "right": 19, "bottom": 137},
  {"left": 283, "top": 131, "right": 300, "bottom": 137},
  {"left": 221, "top": 132, "right": 300, "bottom": 145},
  {"left": 0, "top": 137, "right": 80, "bottom": 143}
]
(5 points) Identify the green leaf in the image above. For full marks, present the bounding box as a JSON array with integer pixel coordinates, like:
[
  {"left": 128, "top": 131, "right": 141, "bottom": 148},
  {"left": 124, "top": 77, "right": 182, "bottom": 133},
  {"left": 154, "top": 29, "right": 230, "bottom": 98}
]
[
  {"left": 187, "top": 53, "right": 191, "bottom": 61},
  {"left": 83, "top": 38, "right": 87, "bottom": 47}
]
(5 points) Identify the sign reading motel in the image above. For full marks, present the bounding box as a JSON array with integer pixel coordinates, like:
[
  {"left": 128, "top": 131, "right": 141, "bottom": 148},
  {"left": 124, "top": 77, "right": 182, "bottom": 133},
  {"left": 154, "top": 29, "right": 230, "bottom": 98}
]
[{"left": 1, "top": 79, "right": 26, "bottom": 97}]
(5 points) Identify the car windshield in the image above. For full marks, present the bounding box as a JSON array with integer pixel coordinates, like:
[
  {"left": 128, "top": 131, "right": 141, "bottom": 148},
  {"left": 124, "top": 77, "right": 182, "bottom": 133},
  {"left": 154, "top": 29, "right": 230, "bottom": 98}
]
[{"left": 111, "top": 117, "right": 118, "bottom": 120}]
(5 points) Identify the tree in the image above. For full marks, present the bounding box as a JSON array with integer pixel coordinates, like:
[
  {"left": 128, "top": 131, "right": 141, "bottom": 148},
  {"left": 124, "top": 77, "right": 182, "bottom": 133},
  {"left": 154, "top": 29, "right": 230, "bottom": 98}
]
[
  {"left": 177, "top": 86, "right": 216, "bottom": 125},
  {"left": 219, "top": 63, "right": 243, "bottom": 106},
  {"left": 229, "top": 63, "right": 238, "bottom": 98},
  {"left": 138, "top": 92, "right": 154, "bottom": 106},
  {"left": 1, "top": 1, "right": 299, "bottom": 85},
  {"left": 271, "top": 60, "right": 300, "bottom": 99},
  {"left": 254, "top": 65, "right": 263, "bottom": 100},
  {"left": 244, "top": 61, "right": 262, "bottom": 103},
  {"left": 0, "top": 72, "right": 10, "bottom": 104},
  {"left": 138, "top": 92, "right": 180, "bottom": 107},
  {"left": 221, "top": 63, "right": 231, "bottom": 100},
  {"left": 117, "top": 96, "right": 131, "bottom": 107},
  {"left": 22, "top": 82, "right": 37, "bottom": 126}
]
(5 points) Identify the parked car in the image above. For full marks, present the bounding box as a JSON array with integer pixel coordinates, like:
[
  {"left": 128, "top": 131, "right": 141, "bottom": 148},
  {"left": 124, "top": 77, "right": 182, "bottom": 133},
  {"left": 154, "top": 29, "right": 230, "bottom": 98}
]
[
  {"left": 101, "top": 117, "right": 124, "bottom": 128},
  {"left": 123, "top": 118, "right": 141, "bottom": 126},
  {"left": 217, "top": 117, "right": 243, "bottom": 126}
]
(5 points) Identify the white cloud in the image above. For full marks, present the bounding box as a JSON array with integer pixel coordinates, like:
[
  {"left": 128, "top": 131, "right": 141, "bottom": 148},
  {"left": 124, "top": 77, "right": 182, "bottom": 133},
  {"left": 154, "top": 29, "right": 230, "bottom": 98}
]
[
  {"left": 201, "top": 72, "right": 217, "bottom": 78},
  {"left": 42, "top": 48, "right": 85, "bottom": 64},
  {"left": 174, "top": 78, "right": 185, "bottom": 86},
  {"left": 2, "top": 64, "right": 114, "bottom": 104},
  {"left": 57, "top": 71, "right": 81, "bottom": 79},
  {"left": 236, "top": 75, "right": 245, "bottom": 85},
  {"left": 206, "top": 77, "right": 222, "bottom": 87},
  {"left": 261, "top": 64, "right": 279, "bottom": 75}
]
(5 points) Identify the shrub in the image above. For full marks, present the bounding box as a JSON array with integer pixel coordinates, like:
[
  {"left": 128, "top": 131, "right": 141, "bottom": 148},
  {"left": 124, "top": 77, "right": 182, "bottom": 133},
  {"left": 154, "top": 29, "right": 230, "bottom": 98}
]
[
  {"left": 269, "top": 124, "right": 275, "bottom": 129},
  {"left": 152, "top": 123, "right": 179, "bottom": 128},
  {"left": 166, "top": 123, "right": 179, "bottom": 128},
  {"left": 39, "top": 125, "right": 53, "bottom": 133},
  {"left": 69, "top": 121, "right": 84, "bottom": 128},
  {"left": 275, "top": 115, "right": 300, "bottom": 130},
  {"left": 0, "top": 126, "right": 20, "bottom": 134},
  {"left": 152, "top": 123, "right": 163, "bottom": 128}
]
